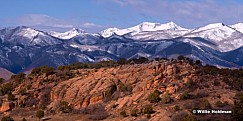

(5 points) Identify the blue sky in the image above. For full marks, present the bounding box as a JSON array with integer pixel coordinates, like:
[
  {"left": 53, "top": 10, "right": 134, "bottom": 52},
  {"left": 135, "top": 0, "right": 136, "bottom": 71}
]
[{"left": 1, "top": 0, "right": 243, "bottom": 33}]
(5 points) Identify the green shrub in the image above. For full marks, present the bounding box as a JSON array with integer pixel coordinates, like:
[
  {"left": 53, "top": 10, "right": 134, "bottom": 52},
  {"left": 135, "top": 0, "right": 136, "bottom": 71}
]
[
  {"left": 106, "top": 84, "right": 117, "bottom": 97},
  {"left": 0, "top": 78, "right": 4, "bottom": 84},
  {"left": 180, "top": 90, "right": 189, "bottom": 100},
  {"left": 213, "top": 80, "right": 220, "bottom": 86},
  {"left": 147, "top": 114, "right": 151, "bottom": 119},
  {"left": 186, "top": 79, "right": 194, "bottom": 88},
  {"left": 215, "top": 101, "right": 226, "bottom": 107},
  {"left": 105, "top": 90, "right": 113, "bottom": 99},
  {"left": 148, "top": 90, "right": 161, "bottom": 103},
  {"left": 161, "top": 93, "right": 171, "bottom": 104},
  {"left": 155, "top": 58, "right": 160, "bottom": 61},
  {"left": 11, "top": 73, "right": 26, "bottom": 82},
  {"left": 196, "top": 91, "right": 208, "bottom": 98},
  {"left": 118, "top": 81, "right": 127, "bottom": 92},
  {"left": 232, "top": 92, "right": 243, "bottom": 121},
  {"left": 36, "top": 110, "right": 44, "bottom": 119},
  {"left": 153, "top": 72, "right": 160, "bottom": 76},
  {"left": 18, "top": 88, "right": 26, "bottom": 95},
  {"left": 131, "top": 109, "right": 137, "bottom": 117},
  {"left": 172, "top": 111, "right": 196, "bottom": 121},
  {"left": 216, "top": 94, "right": 221, "bottom": 98},
  {"left": 1, "top": 83, "right": 13, "bottom": 95},
  {"left": 31, "top": 68, "right": 41, "bottom": 75},
  {"left": 120, "top": 110, "right": 128, "bottom": 117},
  {"left": 181, "top": 114, "right": 197, "bottom": 121},
  {"left": 143, "top": 105, "right": 155, "bottom": 114},
  {"left": 178, "top": 55, "right": 185, "bottom": 60},
  {"left": 56, "top": 70, "right": 74, "bottom": 81},
  {"left": 173, "top": 105, "right": 180, "bottom": 112},
  {"left": 117, "top": 58, "right": 127, "bottom": 65},
  {"left": 57, "top": 65, "right": 70, "bottom": 71},
  {"left": 59, "top": 101, "right": 72, "bottom": 113},
  {"left": 31, "top": 66, "right": 55, "bottom": 75},
  {"left": 195, "top": 60, "right": 202, "bottom": 66},
  {"left": 41, "top": 66, "right": 55, "bottom": 75},
  {"left": 27, "top": 85, "right": 32, "bottom": 90},
  {"left": 1, "top": 116, "right": 14, "bottom": 121},
  {"left": 7, "top": 93, "right": 15, "bottom": 101},
  {"left": 112, "top": 104, "right": 118, "bottom": 108},
  {"left": 201, "top": 98, "right": 211, "bottom": 109},
  {"left": 128, "top": 57, "right": 149, "bottom": 64}
]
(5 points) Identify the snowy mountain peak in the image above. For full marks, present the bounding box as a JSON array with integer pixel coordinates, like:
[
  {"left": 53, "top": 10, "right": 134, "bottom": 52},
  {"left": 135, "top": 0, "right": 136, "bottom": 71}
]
[
  {"left": 15, "top": 26, "right": 29, "bottom": 30},
  {"left": 135, "top": 21, "right": 186, "bottom": 31},
  {"left": 165, "top": 21, "right": 178, "bottom": 27},
  {"left": 11, "top": 26, "right": 41, "bottom": 39},
  {"left": 137, "top": 22, "right": 162, "bottom": 31},
  {"left": 138, "top": 22, "right": 160, "bottom": 27},
  {"left": 0, "top": 26, "right": 63, "bottom": 47},
  {"left": 4, "top": 26, "right": 35, "bottom": 32},
  {"left": 196, "top": 23, "right": 225, "bottom": 31},
  {"left": 99, "top": 27, "right": 121, "bottom": 38},
  {"left": 231, "top": 23, "right": 243, "bottom": 33},
  {"left": 0, "top": 26, "right": 36, "bottom": 39},
  {"left": 69, "top": 28, "right": 86, "bottom": 33},
  {"left": 185, "top": 22, "right": 242, "bottom": 52},
  {"left": 49, "top": 28, "right": 86, "bottom": 39}
]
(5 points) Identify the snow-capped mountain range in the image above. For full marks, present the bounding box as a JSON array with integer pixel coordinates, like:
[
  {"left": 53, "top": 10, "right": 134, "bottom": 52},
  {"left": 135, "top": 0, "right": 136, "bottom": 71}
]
[
  {"left": 100, "top": 22, "right": 189, "bottom": 39},
  {"left": 1, "top": 22, "right": 243, "bottom": 73}
]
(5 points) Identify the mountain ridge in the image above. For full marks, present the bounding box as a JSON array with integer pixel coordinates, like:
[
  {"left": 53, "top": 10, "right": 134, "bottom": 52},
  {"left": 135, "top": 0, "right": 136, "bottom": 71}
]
[
  {"left": 100, "top": 21, "right": 189, "bottom": 38},
  {"left": 1, "top": 22, "right": 243, "bottom": 73}
]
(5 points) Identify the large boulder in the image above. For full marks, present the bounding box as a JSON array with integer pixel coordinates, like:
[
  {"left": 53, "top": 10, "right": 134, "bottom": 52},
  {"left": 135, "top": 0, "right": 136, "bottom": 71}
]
[{"left": 0, "top": 102, "right": 14, "bottom": 112}]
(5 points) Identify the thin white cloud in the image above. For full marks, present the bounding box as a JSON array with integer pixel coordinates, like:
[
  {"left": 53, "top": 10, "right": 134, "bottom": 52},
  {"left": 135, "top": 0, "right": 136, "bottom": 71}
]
[
  {"left": 6, "top": 14, "right": 106, "bottom": 33},
  {"left": 108, "top": 0, "right": 243, "bottom": 28},
  {"left": 2, "top": 1, "right": 243, "bottom": 33},
  {"left": 83, "top": 22, "right": 102, "bottom": 27},
  {"left": 111, "top": 0, "right": 145, "bottom": 6}
]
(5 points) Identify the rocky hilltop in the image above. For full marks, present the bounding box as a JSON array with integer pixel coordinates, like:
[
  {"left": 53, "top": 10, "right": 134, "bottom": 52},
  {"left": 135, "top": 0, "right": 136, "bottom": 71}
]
[{"left": 0, "top": 57, "right": 242, "bottom": 121}]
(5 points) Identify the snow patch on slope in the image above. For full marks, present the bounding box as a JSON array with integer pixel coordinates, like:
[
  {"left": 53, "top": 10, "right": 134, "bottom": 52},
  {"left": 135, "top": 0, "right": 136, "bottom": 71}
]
[{"left": 17, "top": 28, "right": 39, "bottom": 39}]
